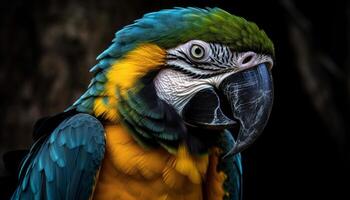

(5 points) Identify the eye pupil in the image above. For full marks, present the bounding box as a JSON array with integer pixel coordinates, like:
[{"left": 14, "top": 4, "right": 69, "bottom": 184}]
[
  {"left": 194, "top": 47, "right": 202, "bottom": 55},
  {"left": 190, "top": 44, "right": 205, "bottom": 59}
]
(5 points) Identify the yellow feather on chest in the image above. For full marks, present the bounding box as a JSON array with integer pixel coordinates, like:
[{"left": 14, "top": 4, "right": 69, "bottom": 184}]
[
  {"left": 92, "top": 124, "right": 226, "bottom": 200},
  {"left": 93, "top": 124, "right": 207, "bottom": 200}
]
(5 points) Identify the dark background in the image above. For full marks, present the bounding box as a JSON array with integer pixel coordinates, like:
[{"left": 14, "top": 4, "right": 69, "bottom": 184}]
[{"left": 0, "top": 0, "right": 349, "bottom": 199}]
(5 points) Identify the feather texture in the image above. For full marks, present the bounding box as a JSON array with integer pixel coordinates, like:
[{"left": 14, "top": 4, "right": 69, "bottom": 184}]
[
  {"left": 93, "top": 124, "right": 208, "bottom": 200},
  {"left": 11, "top": 113, "right": 106, "bottom": 200}
]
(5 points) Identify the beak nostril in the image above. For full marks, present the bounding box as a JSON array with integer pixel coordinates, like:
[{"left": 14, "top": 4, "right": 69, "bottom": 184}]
[
  {"left": 238, "top": 52, "right": 257, "bottom": 68},
  {"left": 242, "top": 55, "right": 253, "bottom": 65}
]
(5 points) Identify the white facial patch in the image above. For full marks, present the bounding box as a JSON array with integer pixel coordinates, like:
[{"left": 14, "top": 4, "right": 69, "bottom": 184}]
[
  {"left": 154, "top": 69, "right": 209, "bottom": 114},
  {"left": 153, "top": 69, "right": 235, "bottom": 114}
]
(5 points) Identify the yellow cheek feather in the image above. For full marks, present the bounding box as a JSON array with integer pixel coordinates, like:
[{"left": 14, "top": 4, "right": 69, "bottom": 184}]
[{"left": 92, "top": 44, "right": 166, "bottom": 121}]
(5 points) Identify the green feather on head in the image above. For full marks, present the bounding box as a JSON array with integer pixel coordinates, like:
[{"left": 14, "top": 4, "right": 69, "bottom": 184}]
[{"left": 96, "top": 7, "right": 275, "bottom": 65}]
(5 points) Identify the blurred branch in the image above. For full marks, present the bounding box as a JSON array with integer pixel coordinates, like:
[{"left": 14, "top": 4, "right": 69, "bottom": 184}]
[{"left": 280, "top": 0, "right": 347, "bottom": 156}]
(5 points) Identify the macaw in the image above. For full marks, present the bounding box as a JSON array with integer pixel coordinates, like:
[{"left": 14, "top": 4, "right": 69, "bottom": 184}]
[{"left": 11, "top": 7, "right": 274, "bottom": 200}]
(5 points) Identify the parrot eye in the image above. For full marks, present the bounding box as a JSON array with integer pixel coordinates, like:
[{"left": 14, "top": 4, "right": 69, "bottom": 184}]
[{"left": 190, "top": 44, "right": 205, "bottom": 60}]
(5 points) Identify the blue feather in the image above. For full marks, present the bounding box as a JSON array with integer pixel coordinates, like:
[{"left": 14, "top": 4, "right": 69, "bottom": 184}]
[{"left": 11, "top": 113, "right": 106, "bottom": 200}]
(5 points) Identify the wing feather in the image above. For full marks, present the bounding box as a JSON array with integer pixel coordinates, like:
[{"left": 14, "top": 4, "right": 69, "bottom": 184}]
[{"left": 11, "top": 113, "right": 106, "bottom": 200}]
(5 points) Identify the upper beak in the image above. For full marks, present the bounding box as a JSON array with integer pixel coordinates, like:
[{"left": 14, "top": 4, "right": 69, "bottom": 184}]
[
  {"left": 182, "top": 63, "right": 273, "bottom": 158},
  {"left": 220, "top": 63, "right": 274, "bottom": 158}
]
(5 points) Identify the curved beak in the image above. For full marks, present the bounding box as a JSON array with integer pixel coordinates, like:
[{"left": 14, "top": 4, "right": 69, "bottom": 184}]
[
  {"left": 220, "top": 63, "right": 274, "bottom": 158},
  {"left": 182, "top": 63, "right": 273, "bottom": 158}
]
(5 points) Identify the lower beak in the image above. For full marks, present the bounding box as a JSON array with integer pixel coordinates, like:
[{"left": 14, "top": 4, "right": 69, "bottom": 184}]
[{"left": 219, "top": 63, "right": 274, "bottom": 158}]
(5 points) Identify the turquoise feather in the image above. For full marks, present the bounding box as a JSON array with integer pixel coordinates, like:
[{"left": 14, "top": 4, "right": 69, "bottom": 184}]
[{"left": 11, "top": 114, "right": 106, "bottom": 200}]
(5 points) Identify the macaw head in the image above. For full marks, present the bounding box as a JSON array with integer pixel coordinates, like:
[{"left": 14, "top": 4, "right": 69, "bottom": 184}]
[{"left": 71, "top": 7, "right": 274, "bottom": 157}]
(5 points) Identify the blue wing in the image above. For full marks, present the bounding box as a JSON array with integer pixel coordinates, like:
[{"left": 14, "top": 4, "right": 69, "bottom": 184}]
[
  {"left": 11, "top": 113, "right": 106, "bottom": 200},
  {"left": 218, "top": 130, "right": 243, "bottom": 200}
]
